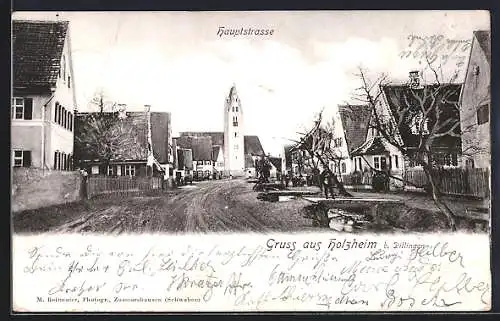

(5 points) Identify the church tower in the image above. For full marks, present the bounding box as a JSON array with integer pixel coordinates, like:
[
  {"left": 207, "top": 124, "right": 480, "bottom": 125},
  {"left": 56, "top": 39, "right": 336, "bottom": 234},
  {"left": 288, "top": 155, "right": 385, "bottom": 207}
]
[{"left": 223, "top": 85, "right": 245, "bottom": 176}]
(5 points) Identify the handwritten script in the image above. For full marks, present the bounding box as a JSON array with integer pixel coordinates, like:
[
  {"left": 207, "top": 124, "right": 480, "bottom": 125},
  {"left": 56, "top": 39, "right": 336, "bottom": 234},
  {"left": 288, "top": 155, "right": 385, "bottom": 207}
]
[{"left": 13, "top": 233, "right": 490, "bottom": 312}]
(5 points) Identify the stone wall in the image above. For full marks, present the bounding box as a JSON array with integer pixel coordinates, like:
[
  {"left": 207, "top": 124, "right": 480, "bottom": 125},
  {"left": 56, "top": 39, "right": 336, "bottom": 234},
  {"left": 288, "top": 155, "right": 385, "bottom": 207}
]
[{"left": 12, "top": 167, "right": 83, "bottom": 212}]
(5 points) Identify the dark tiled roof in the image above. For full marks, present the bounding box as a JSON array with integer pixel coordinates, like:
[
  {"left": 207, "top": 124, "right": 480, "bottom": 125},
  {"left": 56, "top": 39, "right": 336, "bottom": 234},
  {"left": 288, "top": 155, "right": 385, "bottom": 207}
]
[
  {"left": 338, "top": 105, "right": 372, "bottom": 152},
  {"left": 13, "top": 20, "right": 69, "bottom": 91},
  {"left": 381, "top": 83, "right": 462, "bottom": 149},
  {"left": 244, "top": 135, "right": 265, "bottom": 156},
  {"left": 176, "top": 136, "right": 213, "bottom": 161},
  {"left": 179, "top": 132, "right": 224, "bottom": 146},
  {"left": 177, "top": 149, "right": 193, "bottom": 170},
  {"left": 351, "top": 136, "right": 390, "bottom": 156},
  {"left": 150, "top": 112, "right": 171, "bottom": 163},
  {"left": 269, "top": 157, "right": 282, "bottom": 172},
  {"left": 74, "top": 111, "right": 149, "bottom": 163},
  {"left": 179, "top": 131, "right": 265, "bottom": 156},
  {"left": 474, "top": 30, "right": 491, "bottom": 65},
  {"left": 212, "top": 145, "right": 221, "bottom": 161}
]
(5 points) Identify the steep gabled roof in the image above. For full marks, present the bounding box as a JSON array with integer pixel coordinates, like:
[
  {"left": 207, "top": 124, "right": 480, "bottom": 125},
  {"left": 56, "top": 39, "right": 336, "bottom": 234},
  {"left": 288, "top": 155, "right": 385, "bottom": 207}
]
[
  {"left": 176, "top": 136, "right": 213, "bottom": 161},
  {"left": 178, "top": 131, "right": 265, "bottom": 156},
  {"left": 338, "top": 105, "right": 372, "bottom": 153},
  {"left": 351, "top": 136, "right": 390, "bottom": 156},
  {"left": 268, "top": 157, "right": 282, "bottom": 172},
  {"left": 381, "top": 83, "right": 462, "bottom": 149},
  {"left": 474, "top": 30, "right": 491, "bottom": 65},
  {"left": 12, "top": 20, "right": 69, "bottom": 91},
  {"left": 150, "top": 112, "right": 171, "bottom": 163},
  {"left": 244, "top": 135, "right": 265, "bottom": 156}
]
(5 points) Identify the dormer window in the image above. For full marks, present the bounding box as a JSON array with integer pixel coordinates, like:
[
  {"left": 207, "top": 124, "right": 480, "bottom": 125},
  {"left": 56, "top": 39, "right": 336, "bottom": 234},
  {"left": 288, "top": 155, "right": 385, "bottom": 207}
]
[
  {"left": 473, "top": 65, "right": 480, "bottom": 76},
  {"left": 410, "top": 111, "right": 429, "bottom": 135}
]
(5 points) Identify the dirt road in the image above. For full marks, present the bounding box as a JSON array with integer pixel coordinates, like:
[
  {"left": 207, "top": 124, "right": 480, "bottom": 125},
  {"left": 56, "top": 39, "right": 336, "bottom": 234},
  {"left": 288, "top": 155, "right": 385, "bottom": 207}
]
[{"left": 13, "top": 179, "right": 315, "bottom": 234}]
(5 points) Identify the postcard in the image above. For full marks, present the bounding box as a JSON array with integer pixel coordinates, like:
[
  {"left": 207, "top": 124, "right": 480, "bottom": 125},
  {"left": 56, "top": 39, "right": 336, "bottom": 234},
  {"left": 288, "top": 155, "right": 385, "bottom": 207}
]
[{"left": 11, "top": 10, "right": 491, "bottom": 312}]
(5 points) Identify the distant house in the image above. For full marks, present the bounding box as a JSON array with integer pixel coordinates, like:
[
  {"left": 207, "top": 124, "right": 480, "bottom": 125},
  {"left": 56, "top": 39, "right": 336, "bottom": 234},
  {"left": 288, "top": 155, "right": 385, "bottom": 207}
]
[
  {"left": 331, "top": 105, "right": 372, "bottom": 175},
  {"left": 268, "top": 156, "right": 282, "bottom": 179},
  {"left": 459, "top": 30, "right": 491, "bottom": 169},
  {"left": 12, "top": 20, "right": 77, "bottom": 170},
  {"left": 175, "top": 146, "right": 194, "bottom": 180},
  {"left": 177, "top": 132, "right": 266, "bottom": 178},
  {"left": 212, "top": 145, "right": 224, "bottom": 178},
  {"left": 176, "top": 136, "right": 214, "bottom": 180},
  {"left": 74, "top": 107, "right": 170, "bottom": 177}
]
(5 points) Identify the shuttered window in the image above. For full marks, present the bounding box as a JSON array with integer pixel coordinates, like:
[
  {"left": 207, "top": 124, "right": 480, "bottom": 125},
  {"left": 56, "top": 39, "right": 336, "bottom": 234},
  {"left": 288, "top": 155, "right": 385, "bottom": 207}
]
[
  {"left": 11, "top": 97, "right": 32, "bottom": 120},
  {"left": 477, "top": 104, "right": 489, "bottom": 125},
  {"left": 13, "top": 150, "right": 31, "bottom": 167}
]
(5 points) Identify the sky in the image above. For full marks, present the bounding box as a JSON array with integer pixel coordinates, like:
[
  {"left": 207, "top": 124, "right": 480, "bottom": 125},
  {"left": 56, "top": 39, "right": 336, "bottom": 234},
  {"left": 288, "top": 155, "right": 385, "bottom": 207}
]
[{"left": 13, "top": 11, "right": 490, "bottom": 156}]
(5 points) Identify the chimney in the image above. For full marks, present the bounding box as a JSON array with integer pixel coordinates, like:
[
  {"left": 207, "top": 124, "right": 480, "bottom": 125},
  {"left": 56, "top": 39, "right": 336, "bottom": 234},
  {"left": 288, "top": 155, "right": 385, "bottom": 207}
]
[
  {"left": 144, "top": 104, "right": 151, "bottom": 113},
  {"left": 409, "top": 70, "right": 420, "bottom": 89}
]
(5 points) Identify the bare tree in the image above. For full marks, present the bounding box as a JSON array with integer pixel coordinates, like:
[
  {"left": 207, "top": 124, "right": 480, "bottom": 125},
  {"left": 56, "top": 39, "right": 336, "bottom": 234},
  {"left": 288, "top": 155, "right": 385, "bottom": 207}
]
[
  {"left": 74, "top": 90, "right": 136, "bottom": 173},
  {"left": 293, "top": 111, "right": 353, "bottom": 197},
  {"left": 353, "top": 64, "right": 462, "bottom": 231}
]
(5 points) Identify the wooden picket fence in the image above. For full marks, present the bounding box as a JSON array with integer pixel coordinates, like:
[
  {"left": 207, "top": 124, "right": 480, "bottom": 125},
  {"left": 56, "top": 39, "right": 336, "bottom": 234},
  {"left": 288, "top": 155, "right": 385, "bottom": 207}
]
[
  {"left": 86, "top": 176, "right": 163, "bottom": 199},
  {"left": 404, "top": 168, "right": 490, "bottom": 198}
]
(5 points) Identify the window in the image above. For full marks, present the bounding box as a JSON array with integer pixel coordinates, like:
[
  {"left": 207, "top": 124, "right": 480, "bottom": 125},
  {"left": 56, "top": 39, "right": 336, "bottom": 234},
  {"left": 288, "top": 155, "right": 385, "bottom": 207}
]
[
  {"left": 234, "top": 132, "right": 238, "bottom": 138},
  {"left": 62, "top": 55, "right": 66, "bottom": 81},
  {"left": 107, "top": 165, "right": 115, "bottom": 176},
  {"left": 124, "top": 165, "right": 135, "bottom": 176},
  {"left": 69, "top": 113, "right": 73, "bottom": 131},
  {"left": 62, "top": 107, "right": 67, "bottom": 128},
  {"left": 12, "top": 98, "right": 24, "bottom": 119},
  {"left": 393, "top": 155, "right": 399, "bottom": 169},
  {"left": 55, "top": 102, "right": 60, "bottom": 122},
  {"left": 234, "top": 144, "right": 239, "bottom": 150},
  {"left": 232, "top": 106, "right": 235, "bottom": 112},
  {"left": 58, "top": 152, "right": 62, "bottom": 170},
  {"left": 58, "top": 105, "right": 63, "bottom": 125},
  {"left": 341, "top": 162, "right": 346, "bottom": 174},
  {"left": 13, "top": 150, "right": 31, "bottom": 167},
  {"left": 374, "top": 156, "right": 387, "bottom": 170},
  {"left": 235, "top": 106, "right": 238, "bottom": 112},
  {"left": 91, "top": 166, "right": 99, "bottom": 175},
  {"left": 334, "top": 138, "right": 343, "bottom": 147},
  {"left": 68, "top": 154, "right": 73, "bottom": 170},
  {"left": 205, "top": 160, "right": 211, "bottom": 165},
  {"left": 68, "top": 75, "right": 71, "bottom": 88},
  {"left": 466, "top": 159, "right": 475, "bottom": 169},
  {"left": 410, "top": 112, "right": 429, "bottom": 135},
  {"left": 233, "top": 116, "right": 238, "bottom": 127},
  {"left": 477, "top": 104, "right": 489, "bottom": 125},
  {"left": 11, "top": 97, "right": 33, "bottom": 120},
  {"left": 13, "top": 150, "right": 23, "bottom": 167}
]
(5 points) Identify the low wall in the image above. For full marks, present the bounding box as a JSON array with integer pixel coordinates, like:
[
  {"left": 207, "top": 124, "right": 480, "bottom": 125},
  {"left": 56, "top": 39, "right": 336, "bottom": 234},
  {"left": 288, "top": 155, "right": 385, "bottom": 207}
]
[{"left": 12, "top": 168, "right": 83, "bottom": 213}]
